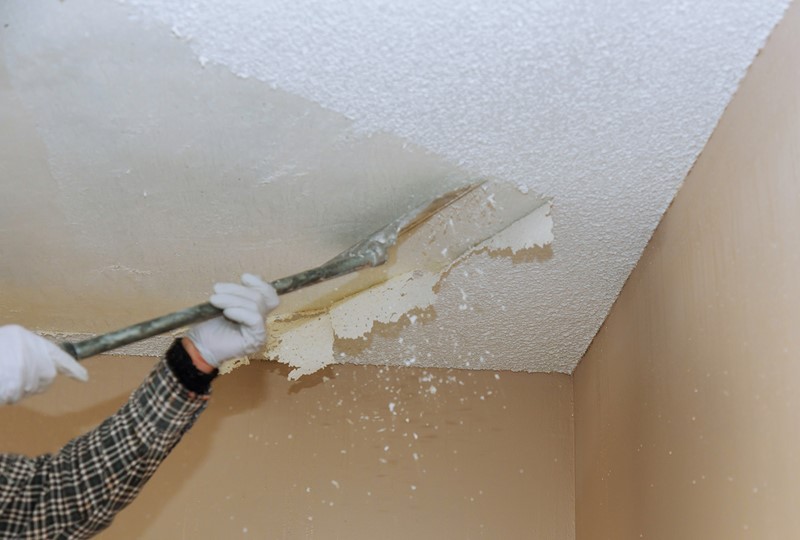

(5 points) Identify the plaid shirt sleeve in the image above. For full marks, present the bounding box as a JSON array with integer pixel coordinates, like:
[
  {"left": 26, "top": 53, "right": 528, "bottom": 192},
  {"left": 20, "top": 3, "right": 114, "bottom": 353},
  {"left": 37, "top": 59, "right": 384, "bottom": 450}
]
[{"left": 0, "top": 354, "right": 210, "bottom": 539}]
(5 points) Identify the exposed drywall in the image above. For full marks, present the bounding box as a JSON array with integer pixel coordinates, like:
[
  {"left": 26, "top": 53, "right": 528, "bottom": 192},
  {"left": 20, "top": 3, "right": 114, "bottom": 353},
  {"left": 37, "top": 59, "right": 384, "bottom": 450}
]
[
  {"left": 574, "top": 2, "right": 800, "bottom": 537},
  {"left": 0, "top": 356, "right": 575, "bottom": 538},
  {"left": 0, "top": 0, "right": 470, "bottom": 329}
]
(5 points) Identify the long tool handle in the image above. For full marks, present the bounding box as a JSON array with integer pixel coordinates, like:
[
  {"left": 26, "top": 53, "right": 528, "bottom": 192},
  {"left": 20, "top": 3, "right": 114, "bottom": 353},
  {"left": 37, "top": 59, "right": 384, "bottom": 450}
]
[{"left": 61, "top": 254, "right": 373, "bottom": 360}]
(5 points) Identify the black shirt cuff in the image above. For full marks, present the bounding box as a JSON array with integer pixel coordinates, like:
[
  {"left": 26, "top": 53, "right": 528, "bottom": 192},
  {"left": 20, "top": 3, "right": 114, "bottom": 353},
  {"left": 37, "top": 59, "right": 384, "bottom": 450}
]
[{"left": 165, "top": 339, "right": 218, "bottom": 395}]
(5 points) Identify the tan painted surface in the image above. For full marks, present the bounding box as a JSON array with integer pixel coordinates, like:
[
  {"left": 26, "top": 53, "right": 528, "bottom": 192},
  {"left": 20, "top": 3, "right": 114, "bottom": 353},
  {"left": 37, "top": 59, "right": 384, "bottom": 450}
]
[
  {"left": 0, "top": 356, "right": 574, "bottom": 538},
  {"left": 574, "top": 2, "right": 800, "bottom": 538}
]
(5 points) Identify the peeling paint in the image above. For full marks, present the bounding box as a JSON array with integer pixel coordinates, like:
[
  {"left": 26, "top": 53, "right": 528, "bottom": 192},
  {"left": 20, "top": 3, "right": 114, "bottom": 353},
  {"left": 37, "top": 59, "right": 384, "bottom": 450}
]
[
  {"left": 266, "top": 312, "right": 334, "bottom": 380},
  {"left": 330, "top": 271, "right": 439, "bottom": 340},
  {"left": 260, "top": 199, "right": 553, "bottom": 378}
]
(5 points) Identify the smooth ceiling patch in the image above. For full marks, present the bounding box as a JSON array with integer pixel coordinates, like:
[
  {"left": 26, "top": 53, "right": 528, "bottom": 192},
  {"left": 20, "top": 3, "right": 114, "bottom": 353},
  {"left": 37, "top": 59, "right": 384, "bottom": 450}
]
[{"left": 0, "top": 0, "right": 470, "bottom": 330}]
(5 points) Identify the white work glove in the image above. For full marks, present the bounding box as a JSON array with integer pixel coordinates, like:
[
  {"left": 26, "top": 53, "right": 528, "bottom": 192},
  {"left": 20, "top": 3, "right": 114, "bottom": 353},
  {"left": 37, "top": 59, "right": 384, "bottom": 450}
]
[
  {"left": 187, "top": 274, "right": 279, "bottom": 368},
  {"left": 0, "top": 325, "right": 89, "bottom": 405}
]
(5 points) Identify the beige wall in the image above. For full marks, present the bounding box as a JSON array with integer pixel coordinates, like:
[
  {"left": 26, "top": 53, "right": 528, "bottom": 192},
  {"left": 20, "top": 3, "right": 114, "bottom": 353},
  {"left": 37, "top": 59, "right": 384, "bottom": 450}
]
[
  {"left": 574, "top": 2, "right": 800, "bottom": 539},
  {"left": 1, "top": 355, "right": 574, "bottom": 539}
]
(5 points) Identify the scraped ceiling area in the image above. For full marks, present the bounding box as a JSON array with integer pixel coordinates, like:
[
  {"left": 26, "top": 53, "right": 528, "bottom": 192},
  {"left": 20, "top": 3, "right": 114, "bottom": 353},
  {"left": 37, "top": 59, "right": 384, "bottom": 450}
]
[{"left": 0, "top": 0, "right": 790, "bottom": 375}]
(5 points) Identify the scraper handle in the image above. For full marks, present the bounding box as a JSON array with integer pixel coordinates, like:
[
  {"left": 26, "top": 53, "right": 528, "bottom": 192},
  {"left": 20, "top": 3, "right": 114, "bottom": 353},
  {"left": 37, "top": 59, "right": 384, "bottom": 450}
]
[
  {"left": 58, "top": 183, "right": 478, "bottom": 360},
  {"left": 60, "top": 253, "right": 376, "bottom": 360},
  {"left": 59, "top": 302, "right": 220, "bottom": 360}
]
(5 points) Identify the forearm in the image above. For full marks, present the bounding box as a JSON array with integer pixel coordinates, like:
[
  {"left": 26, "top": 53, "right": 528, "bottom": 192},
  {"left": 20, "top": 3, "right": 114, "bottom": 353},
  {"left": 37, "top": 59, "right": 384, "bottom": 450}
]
[
  {"left": 182, "top": 336, "right": 216, "bottom": 374},
  {"left": 0, "top": 272, "right": 275, "bottom": 538},
  {"left": 0, "top": 340, "right": 214, "bottom": 539}
]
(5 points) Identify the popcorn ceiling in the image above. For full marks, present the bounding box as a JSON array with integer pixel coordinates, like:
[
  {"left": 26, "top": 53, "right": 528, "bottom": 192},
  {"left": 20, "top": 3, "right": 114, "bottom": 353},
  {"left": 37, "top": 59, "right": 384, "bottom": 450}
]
[{"left": 117, "top": 0, "right": 791, "bottom": 374}]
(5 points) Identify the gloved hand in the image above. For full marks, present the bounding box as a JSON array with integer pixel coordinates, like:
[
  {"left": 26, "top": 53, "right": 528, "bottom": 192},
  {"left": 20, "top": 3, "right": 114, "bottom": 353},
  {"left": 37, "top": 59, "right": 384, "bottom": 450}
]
[
  {"left": 187, "top": 273, "right": 279, "bottom": 368},
  {"left": 0, "top": 325, "right": 89, "bottom": 405}
]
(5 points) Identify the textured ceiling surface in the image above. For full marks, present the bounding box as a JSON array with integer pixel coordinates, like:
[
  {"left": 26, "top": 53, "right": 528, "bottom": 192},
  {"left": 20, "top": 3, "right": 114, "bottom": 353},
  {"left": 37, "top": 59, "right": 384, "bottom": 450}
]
[{"left": 0, "top": 0, "right": 790, "bottom": 374}]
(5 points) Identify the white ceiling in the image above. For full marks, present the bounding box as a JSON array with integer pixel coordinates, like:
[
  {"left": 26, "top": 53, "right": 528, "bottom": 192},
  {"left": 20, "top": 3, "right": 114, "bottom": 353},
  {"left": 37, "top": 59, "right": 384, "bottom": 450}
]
[{"left": 0, "top": 0, "right": 790, "bottom": 375}]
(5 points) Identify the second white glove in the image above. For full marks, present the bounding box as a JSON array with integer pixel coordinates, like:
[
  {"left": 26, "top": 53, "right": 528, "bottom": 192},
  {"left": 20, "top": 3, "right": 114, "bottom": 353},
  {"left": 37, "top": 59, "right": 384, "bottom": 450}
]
[
  {"left": 0, "top": 325, "right": 89, "bottom": 405},
  {"left": 187, "top": 274, "right": 279, "bottom": 368}
]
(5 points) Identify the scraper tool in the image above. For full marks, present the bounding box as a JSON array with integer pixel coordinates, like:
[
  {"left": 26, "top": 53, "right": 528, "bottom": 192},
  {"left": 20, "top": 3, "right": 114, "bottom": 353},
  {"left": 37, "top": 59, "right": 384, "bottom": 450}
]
[{"left": 60, "top": 183, "right": 482, "bottom": 360}]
